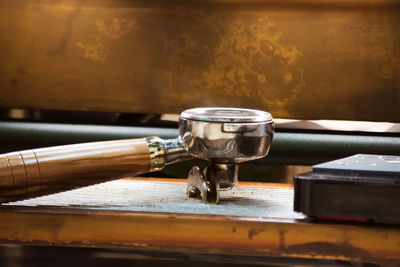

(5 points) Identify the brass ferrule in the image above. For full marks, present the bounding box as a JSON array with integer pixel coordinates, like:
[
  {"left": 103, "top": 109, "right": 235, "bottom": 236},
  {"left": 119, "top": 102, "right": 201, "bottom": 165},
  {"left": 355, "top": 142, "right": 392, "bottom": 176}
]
[{"left": 145, "top": 136, "right": 166, "bottom": 172}]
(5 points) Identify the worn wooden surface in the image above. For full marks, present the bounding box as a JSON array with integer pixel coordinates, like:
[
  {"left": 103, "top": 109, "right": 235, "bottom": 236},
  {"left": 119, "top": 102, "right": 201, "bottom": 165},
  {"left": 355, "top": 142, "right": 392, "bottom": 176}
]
[
  {"left": 0, "top": 0, "right": 399, "bottom": 122},
  {"left": 0, "top": 178, "right": 399, "bottom": 265},
  {"left": 0, "top": 139, "right": 151, "bottom": 203}
]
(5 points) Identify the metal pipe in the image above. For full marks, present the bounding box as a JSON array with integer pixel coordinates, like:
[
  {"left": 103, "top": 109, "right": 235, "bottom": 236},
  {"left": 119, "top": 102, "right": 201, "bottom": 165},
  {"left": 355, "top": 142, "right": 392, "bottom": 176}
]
[
  {"left": 0, "top": 121, "right": 399, "bottom": 165},
  {"left": 267, "top": 131, "right": 400, "bottom": 165}
]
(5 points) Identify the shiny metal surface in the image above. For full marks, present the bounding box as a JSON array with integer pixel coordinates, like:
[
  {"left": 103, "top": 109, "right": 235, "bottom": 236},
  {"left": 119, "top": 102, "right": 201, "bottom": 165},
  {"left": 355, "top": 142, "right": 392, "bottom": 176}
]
[
  {"left": 179, "top": 107, "right": 274, "bottom": 203},
  {"left": 186, "top": 166, "right": 219, "bottom": 204},
  {"left": 210, "top": 164, "right": 239, "bottom": 191},
  {"left": 145, "top": 136, "right": 166, "bottom": 171},
  {"left": 179, "top": 111, "right": 274, "bottom": 163},
  {"left": 181, "top": 107, "right": 273, "bottom": 123},
  {"left": 146, "top": 137, "right": 192, "bottom": 167},
  {"left": 144, "top": 108, "right": 274, "bottom": 168},
  {"left": 163, "top": 138, "right": 192, "bottom": 165},
  {"left": 186, "top": 163, "right": 239, "bottom": 204}
]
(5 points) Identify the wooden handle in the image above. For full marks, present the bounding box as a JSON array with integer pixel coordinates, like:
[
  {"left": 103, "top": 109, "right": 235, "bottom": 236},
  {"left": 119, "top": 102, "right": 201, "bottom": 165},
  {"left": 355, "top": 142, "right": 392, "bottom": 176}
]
[{"left": 0, "top": 138, "right": 163, "bottom": 203}]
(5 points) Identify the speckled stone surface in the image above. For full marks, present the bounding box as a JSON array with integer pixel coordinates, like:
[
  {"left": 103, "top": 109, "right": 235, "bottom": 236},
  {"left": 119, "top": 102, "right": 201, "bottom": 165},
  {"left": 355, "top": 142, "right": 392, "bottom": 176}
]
[{"left": 4, "top": 179, "right": 304, "bottom": 219}]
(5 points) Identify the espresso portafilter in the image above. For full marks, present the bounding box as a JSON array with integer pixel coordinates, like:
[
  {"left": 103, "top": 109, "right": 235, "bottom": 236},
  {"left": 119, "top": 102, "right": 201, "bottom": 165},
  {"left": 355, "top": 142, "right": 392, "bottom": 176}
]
[{"left": 0, "top": 108, "right": 274, "bottom": 204}]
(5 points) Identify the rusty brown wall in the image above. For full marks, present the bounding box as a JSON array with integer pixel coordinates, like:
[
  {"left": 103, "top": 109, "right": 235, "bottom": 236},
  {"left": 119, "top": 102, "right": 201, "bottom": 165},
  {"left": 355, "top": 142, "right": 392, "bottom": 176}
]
[{"left": 0, "top": 0, "right": 399, "bottom": 121}]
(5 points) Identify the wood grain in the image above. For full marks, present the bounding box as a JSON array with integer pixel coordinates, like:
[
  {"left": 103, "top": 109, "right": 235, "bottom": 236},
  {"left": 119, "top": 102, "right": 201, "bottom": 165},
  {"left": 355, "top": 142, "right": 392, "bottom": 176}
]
[{"left": 0, "top": 138, "right": 151, "bottom": 203}]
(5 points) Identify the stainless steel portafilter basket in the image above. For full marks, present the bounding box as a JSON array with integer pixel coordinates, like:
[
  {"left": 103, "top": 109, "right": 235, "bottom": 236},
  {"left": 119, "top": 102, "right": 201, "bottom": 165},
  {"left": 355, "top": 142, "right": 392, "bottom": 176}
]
[{"left": 179, "top": 107, "right": 274, "bottom": 203}]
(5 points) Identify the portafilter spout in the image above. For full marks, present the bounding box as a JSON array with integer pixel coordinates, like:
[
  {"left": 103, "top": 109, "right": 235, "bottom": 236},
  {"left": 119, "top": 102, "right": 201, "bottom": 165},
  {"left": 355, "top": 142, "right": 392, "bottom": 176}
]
[{"left": 0, "top": 107, "right": 273, "bottom": 204}]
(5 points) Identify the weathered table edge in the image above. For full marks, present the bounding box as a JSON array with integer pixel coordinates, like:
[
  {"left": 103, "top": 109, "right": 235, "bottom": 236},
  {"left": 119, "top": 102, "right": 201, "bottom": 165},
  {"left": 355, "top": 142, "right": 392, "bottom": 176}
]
[{"left": 0, "top": 180, "right": 399, "bottom": 265}]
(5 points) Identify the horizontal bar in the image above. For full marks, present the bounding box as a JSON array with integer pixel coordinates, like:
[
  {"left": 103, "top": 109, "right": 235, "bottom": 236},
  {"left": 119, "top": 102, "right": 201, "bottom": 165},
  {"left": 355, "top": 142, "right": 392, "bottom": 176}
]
[
  {"left": 268, "top": 131, "right": 400, "bottom": 165},
  {"left": 0, "top": 121, "right": 399, "bottom": 165}
]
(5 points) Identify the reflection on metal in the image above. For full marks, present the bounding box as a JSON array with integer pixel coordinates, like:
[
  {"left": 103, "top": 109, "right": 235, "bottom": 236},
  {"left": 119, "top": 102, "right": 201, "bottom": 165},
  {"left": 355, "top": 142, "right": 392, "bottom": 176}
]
[
  {"left": 179, "top": 108, "right": 274, "bottom": 163},
  {"left": 186, "top": 163, "right": 239, "bottom": 204},
  {"left": 179, "top": 107, "right": 274, "bottom": 202},
  {"left": 186, "top": 165, "right": 219, "bottom": 204},
  {"left": 0, "top": 0, "right": 399, "bottom": 122}
]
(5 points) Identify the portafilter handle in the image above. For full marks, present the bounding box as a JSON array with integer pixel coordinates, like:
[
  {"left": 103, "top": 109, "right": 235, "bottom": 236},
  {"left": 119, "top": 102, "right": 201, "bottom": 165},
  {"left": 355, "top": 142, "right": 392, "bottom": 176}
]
[{"left": 0, "top": 137, "right": 190, "bottom": 203}]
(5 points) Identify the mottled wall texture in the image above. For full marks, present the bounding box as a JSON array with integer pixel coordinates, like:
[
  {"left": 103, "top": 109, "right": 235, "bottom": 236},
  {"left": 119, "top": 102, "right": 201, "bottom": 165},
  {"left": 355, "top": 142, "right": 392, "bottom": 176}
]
[{"left": 0, "top": 0, "right": 399, "bottom": 122}]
